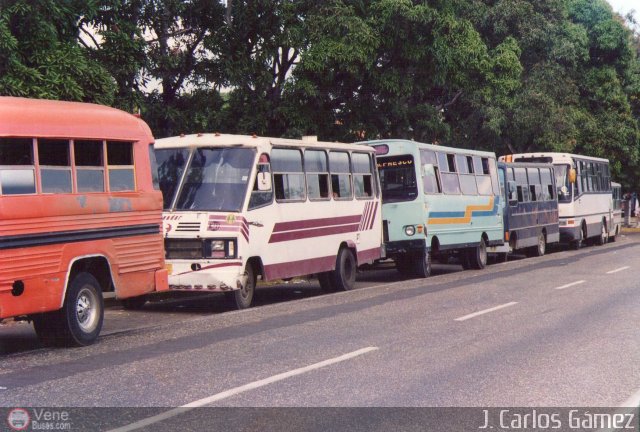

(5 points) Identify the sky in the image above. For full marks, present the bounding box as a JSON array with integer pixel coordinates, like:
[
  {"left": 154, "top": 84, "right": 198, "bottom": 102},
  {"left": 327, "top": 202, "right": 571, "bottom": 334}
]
[{"left": 607, "top": 0, "right": 640, "bottom": 17}]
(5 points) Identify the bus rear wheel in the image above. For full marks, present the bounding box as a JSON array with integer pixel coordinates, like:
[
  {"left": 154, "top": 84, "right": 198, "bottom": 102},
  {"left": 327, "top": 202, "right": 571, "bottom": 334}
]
[
  {"left": 334, "top": 247, "right": 357, "bottom": 291},
  {"left": 33, "top": 272, "right": 104, "bottom": 347},
  {"left": 527, "top": 232, "right": 546, "bottom": 257},
  {"left": 595, "top": 222, "right": 607, "bottom": 246},
  {"left": 467, "top": 238, "right": 487, "bottom": 270}
]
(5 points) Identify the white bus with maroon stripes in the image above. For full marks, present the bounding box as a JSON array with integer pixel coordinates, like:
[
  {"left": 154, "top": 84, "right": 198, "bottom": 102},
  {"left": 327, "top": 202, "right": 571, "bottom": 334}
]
[{"left": 154, "top": 134, "right": 382, "bottom": 309}]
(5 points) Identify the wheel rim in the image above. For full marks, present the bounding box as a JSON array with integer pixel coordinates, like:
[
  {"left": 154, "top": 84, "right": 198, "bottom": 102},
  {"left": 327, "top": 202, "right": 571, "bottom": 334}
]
[
  {"left": 538, "top": 234, "right": 545, "bottom": 255},
  {"left": 239, "top": 271, "right": 254, "bottom": 301},
  {"left": 76, "top": 286, "right": 99, "bottom": 333},
  {"left": 601, "top": 224, "right": 606, "bottom": 243}
]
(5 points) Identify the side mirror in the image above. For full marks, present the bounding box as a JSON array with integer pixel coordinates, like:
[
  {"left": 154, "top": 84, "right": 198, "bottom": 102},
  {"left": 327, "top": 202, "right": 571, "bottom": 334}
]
[
  {"left": 257, "top": 172, "right": 272, "bottom": 191},
  {"left": 507, "top": 181, "right": 518, "bottom": 205},
  {"left": 569, "top": 168, "right": 577, "bottom": 184}
]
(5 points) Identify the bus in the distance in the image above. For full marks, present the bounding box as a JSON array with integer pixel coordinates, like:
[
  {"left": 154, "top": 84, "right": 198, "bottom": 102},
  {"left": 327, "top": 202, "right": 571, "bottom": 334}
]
[
  {"left": 363, "top": 139, "right": 504, "bottom": 276},
  {"left": 495, "top": 161, "right": 559, "bottom": 258},
  {"left": 154, "top": 134, "right": 382, "bottom": 309},
  {"left": 0, "top": 97, "right": 168, "bottom": 346},
  {"left": 504, "top": 152, "right": 613, "bottom": 248}
]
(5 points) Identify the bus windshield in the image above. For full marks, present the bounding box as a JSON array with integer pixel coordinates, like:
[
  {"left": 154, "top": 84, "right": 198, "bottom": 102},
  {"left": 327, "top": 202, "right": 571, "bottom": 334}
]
[
  {"left": 554, "top": 163, "right": 572, "bottom": 203},
  {"left": 158, "top": 147, "right": 255, "bottom": 212},
  {"left": 156, "top": 148, "right": 190, "bottom": 209},
  {"left": 377, "top": 155, "right": 418, "bottom": 203}
]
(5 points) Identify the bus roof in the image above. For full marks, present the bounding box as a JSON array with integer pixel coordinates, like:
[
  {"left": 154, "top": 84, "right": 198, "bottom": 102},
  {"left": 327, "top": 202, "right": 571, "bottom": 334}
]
[
  {"left": 0, "top": 96, "right": 152, "bottom": 142},
  {"left": 506, "top": 152, "right": 609, "bottom": 164},
  {"left": 154, "top": 133, "right": 375, "bottom": 153},
  {"left": 360, "top": 139, "right": 497, "bottom": 158}
]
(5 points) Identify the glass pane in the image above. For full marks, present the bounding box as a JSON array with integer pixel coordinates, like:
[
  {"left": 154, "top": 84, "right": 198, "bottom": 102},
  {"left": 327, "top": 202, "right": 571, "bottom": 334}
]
[
  {"left": 176, "top": 148, "right": 254, "bottom": 212},
  {"left": 351, "top": 153, "right": 371, "bottom": 174},
  {"left": 304, "top": 150, "right": 327, "bottom": 173},
  {"left": 456, "top": 154, "right": 469, "bottom": 174},
  {"left": 156, "top": 148, "right": 190, "bottom": 209},
  {"left": 0, "top": 169, "right": 36, "bottom": 194},
  {"left": 38, "top": 139, "right": 69, "bottom": 166},
  {"left": 107, "top": 141, "right": 133, "bottom": 165},
  {"left": 460, "top": 174, "right": 478, "bottom": 195},
  {"left": 354, "top": 174, "right": 373, "bottom": 198},
  {"left": 422, "top": 165, "right": 440, "bottom": 194},
  {"left": 271, "top": 148, "right": 303, "bottom": 172},
  {"left": 41, "top": 169, "right": 72, "bottom": 193},
  {"left": 0, "top": 138, "right": 33, "bottom": 165},
  {"left": 477, "top": 175, "right": 492, "bottom": 195},
  {"left": 77, "top": 169, "right": 105, "bottom": 192},
  {"left": 75, "top": 140, "right": 103, "bottom": 166},
  {"left": 329, "top": 151, "right": 350, "bottom": 173},
  {"left": 527, "top": 168, "right": 541, "bottom": 185},
  {"left": 331, "top": 174, "right": 352, "bottom": 198},
  {"left": 437, "top": 153, "right": 449, "bottom": 172},
  {"left": 420, "top": 150, "right": 437, "bottom": 165},
  {"left": 109, "top": 169, "right": 135, "bottom": 191},
  {"left": 307, "top": 173, "right": 329, "bottom": 199},
  {"left": 441, "top": 172, "right": 460, "bottom": 194},
  {"left": 275, "top": 173, "right": 305, "bottom": 200}
]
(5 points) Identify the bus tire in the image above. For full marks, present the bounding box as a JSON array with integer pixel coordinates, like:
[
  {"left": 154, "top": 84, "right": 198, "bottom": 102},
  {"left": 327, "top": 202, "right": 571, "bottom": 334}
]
[
  {"left": 34, "top": 272, "right": 104, "bottom": 347},
  {"left": 121, "top": 295, "right": 147, "bottom": 310},
  {"left": 229, "top": 264, "right": 256, "bottom": 310},
  {"left": 610, "top": 226, "right": 618, "bottom": 243},
  {"left": 527, "top": 232, "right": 546, "bottom": 257},
  {"left": 333, "top": 247, "right": 357, "bottom": 291},
  {"left": 571, "top": 225, "right": 586, "bottom": 250},
  {"left": 467, "top": 238, "right": 487, "bottom": 270},
  {"left": 412, "top": 251, "right": 431, "bottom": 278},
  {"left": 595, "top": 222, "right": 607, "bottom": 246},
  {"left": 318, "top": 272, "right": 337, "bottom": 293}
]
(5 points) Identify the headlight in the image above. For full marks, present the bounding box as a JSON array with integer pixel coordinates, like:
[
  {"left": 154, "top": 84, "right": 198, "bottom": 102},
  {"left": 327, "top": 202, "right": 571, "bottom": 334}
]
[
  {"left": 404, "top": 225, "right": 416, "bottom": 236},
  {"left": 208, "top": 239, "right": 237, "bottom": 259}
]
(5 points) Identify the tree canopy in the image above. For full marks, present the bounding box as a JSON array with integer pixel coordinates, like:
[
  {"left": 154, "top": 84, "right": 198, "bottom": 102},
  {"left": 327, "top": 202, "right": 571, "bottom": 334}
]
[{"left": 1, "top": 0, "right": 639, "bottom": 188}]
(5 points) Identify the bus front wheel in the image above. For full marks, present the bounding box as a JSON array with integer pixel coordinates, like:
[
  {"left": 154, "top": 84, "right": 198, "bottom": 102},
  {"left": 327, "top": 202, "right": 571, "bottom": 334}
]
[
  {"left": 34, "top": 272, "right": 104, "bottom": 347},
  {"left": 228, "top": 264, "right": 256, "bottom": 310},
  {"left": 412, "top": 251, "right": 431, "bottom": 278}
]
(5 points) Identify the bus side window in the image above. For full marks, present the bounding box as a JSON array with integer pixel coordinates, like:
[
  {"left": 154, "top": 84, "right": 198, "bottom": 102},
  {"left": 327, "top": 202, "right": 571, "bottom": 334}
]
[
  {"left": 420, "top": 150, "right": 441, "bottom": 194},
  {"left": 107, "top": 141, "right": 135, "bottom": 191},
  {"left": 249, "top": 156, "right": 273, "bottom": 210},
  {"left": 0, "top": 137, "right": 36, "bottom": 195},
  {"left": 75, "top": 140, "right": 105, "bottom": 192},
  {"left": 329, "top": 151, "right": 352, "bottom": 199},
  {"left": 305, "top": 150, "right": 330, "bottom": 200},
  {"left": 540, "top": 168, "right": 554, "bottom": 201},
  {"left": 514, "top": 167, "right": 529, "bottom": 202},
  {"left": 473, "top": 156, "right": 492, "bottom": 196},
  {"left": 352, "top": 152, "right": 373, "bottom": 199},
  {"left": 38, "top": 139, "right": 73, "bottom": 194},
  {"left": 527, "top": 167, "right": 541, "bottom": 202},
  {"left": 271, "top": 148, "right": 305, "bottom": 202}
]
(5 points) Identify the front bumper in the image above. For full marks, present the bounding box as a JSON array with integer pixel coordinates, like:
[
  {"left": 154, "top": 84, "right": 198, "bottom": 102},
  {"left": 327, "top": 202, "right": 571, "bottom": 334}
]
[{"left": 167, "top": 261, "right": 246, "bottom": 292}]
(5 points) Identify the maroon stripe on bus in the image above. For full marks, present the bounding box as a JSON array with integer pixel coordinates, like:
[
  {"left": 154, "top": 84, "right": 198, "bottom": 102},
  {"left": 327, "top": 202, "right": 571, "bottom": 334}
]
[
  {"left": 359, "top": 202, "right": 370, "bottom": 231},
  {"left": 357, "top": 246, "right": 381, "bottom": 263},
  {"left": 367, "top": 202, "right": 379, "bottom": 230},
  {"left": 272, "top": 215, "right": 361, "bottom": 233},
  {"left": 268, "top": 224, "right": 360, "bottom": 243},
  {"left": 263, "top": 255, "right": 336, "bottom": 280}
]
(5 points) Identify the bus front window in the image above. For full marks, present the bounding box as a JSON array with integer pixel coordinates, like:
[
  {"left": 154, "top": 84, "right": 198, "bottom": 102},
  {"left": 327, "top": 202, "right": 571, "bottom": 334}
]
[
  {"left": 377, "top": 155, "right": 418, "bottom": 203},
  {"left": 155, "top": 148, "right": 190, "bottom": 209},
  {"left": 554, "top": 164, "right": 572, "bottom": 203},
  {"left": 175, "top": 147, "right": 255, "bottom": 212}
]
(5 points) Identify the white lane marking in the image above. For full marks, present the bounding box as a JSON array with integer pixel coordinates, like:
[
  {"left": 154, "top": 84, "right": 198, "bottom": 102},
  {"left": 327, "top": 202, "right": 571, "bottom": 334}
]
[
  {"left": 554, "top": 280, "right": 586, "bottom": 290},
  {"left": 606, "top": 266, "right": 630, "bottom": 274},
  {"left": 107, "top": 346, "right": 379, "bottom": 432},
  {"left": 454, "top": 302, "right": 518, "bottom": 322}
]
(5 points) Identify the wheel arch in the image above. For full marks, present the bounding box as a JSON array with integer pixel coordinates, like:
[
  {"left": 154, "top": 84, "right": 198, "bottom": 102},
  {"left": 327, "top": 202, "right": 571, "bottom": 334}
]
[{"left": 61, "top": 255, "right": 113, "bottom": 308}]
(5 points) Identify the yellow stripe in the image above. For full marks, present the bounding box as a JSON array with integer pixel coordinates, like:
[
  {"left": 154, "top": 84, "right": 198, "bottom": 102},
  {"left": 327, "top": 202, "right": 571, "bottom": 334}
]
[{"left": 428, "top": 197, "right": 494, "bottom": 225}]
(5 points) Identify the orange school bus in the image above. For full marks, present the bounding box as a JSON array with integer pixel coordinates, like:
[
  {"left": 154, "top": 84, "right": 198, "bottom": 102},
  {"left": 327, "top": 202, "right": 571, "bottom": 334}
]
[{"left": 0, "top": 97, "right": 168, "bottom": 346}]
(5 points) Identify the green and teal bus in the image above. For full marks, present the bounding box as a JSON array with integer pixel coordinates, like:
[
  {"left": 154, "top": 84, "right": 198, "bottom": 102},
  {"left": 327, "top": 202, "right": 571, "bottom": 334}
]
[{"left": 363, "top": 139, "right": 504, "bottom": 277}]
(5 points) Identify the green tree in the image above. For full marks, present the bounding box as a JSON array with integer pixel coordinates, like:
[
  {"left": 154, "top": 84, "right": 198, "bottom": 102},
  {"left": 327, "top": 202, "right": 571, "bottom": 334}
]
[{"left": 0, "top": 0, "right": 115, "bottom": 103}]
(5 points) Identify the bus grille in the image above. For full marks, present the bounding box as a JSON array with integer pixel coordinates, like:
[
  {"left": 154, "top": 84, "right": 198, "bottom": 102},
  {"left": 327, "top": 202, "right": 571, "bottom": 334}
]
[
  {"left": 165, "top": 238, "right": 203, "bottom": 259},
  {"left": 383, "top": 220, "right": 389, "bottom": 243},
  {"left": 176, "top": 222, "right": 201, "bottom": 232}
]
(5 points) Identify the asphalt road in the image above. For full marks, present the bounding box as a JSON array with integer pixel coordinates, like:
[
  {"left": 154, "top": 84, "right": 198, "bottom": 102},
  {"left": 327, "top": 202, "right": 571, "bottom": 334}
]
[{"left": 1, "top": 234, "right": 639, "bottom": 430}]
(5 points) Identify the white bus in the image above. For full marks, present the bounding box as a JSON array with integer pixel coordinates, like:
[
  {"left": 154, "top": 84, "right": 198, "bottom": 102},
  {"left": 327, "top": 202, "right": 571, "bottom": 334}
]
[
  {"left": 504, "top": 153, "right": 613, "bottom": 248},
  {"left": 154, "top": 134, "right": 382, "bottom": 309}
]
